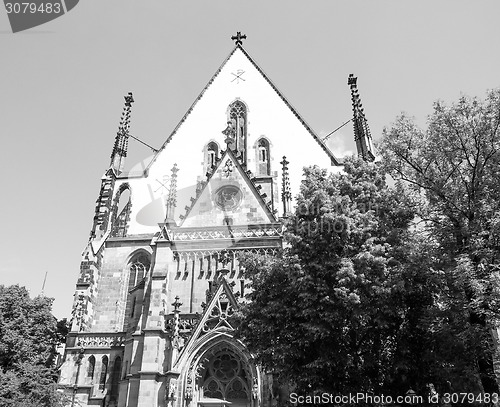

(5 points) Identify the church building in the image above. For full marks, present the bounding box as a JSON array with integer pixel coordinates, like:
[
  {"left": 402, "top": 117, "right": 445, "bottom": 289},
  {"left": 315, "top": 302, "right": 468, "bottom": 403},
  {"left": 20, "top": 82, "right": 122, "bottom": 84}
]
[{"left": 58, "top": 33, "right": 374, "bottom": 407}]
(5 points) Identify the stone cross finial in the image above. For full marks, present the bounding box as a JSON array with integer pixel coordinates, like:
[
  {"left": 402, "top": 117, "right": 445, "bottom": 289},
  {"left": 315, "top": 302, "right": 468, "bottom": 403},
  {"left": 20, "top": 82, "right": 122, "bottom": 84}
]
[
  {"left": 172, "top": 296, "right": 182, "bottom": 312},
  {"left": 231, "top": 31, "right": 247, "bottom": 45}
]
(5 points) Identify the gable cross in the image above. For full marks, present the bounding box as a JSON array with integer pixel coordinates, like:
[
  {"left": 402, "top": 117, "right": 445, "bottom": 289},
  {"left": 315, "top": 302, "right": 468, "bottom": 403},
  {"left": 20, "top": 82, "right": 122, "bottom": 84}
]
[{"left": 231, "top": 31, "right": 247, "bottom": 45}]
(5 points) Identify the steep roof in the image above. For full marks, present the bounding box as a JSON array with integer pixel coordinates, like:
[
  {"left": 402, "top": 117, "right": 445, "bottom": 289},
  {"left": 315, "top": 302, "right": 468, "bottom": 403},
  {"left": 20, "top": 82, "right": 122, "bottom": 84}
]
[{"left": 144, "top": 44, "right": 340, "bottom": 174}]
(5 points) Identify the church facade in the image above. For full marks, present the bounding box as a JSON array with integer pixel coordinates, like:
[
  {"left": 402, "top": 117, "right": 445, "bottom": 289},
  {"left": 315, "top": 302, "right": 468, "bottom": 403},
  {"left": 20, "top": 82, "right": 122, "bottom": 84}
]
[{"left": 58, "top": 34, "right": 373, "bottom": 407}]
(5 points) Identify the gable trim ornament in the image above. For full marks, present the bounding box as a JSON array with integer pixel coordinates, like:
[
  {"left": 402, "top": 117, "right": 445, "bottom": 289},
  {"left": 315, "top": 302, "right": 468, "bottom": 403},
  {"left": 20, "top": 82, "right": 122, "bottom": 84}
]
[{"left": 178, "top": 147, "right": 277, "bottom": 225}]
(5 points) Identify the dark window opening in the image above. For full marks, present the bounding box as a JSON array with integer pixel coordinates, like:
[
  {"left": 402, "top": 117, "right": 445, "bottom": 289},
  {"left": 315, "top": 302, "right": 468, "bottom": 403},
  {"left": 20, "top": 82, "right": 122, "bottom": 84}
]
[
  {"left": 99, "top": 356, "right": 108, "bottom": 391},
  {"left": 257, "top": 139, "right": 270, "bottom": 175}
]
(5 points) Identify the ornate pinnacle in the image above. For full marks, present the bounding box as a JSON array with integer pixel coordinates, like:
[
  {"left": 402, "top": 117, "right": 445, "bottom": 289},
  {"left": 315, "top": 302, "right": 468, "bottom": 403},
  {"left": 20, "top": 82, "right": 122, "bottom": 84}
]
[
  {"left": 110, "top": 92, "right": 134, "bottom": 173},
  {"left": 171, "top": 295, "right": 182, "bottom": 347},
  {"left": 280, "top": 156, "right": 292, "bottom": 216},
  {"left": 348, "top": 75, "right": 374, "bottom": 161},
  {"left": 166, "top": 164, "right": 179, "bottom": 221}
]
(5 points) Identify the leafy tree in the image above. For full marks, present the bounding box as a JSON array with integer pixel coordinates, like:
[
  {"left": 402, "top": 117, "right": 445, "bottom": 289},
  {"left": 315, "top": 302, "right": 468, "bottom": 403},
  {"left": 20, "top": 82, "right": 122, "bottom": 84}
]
[
  {"left": 237, "top": 157, "right": 423, "bottom": 396},
  {"left": 0, "top": 285, "right": 68, "bottom": 407},
  {"left": 379, "top": 89, "right": 500, "bottom": 394},
  {"left": 238, "top": 146, "right": 500, "bottom": 401}
]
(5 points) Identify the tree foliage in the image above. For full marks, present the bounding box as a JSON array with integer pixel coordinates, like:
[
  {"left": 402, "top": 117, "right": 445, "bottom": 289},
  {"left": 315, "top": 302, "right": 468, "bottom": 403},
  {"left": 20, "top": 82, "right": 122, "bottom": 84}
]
[
  {"left": 237, "top": 157, "right": 421, "bottom": 395},
  {"left": 0, "top": 285, "right": 68, "bottom": 407},
  {"left": 379, "top": 89, "right": 500, "bottom": 394},
  {"left": 237, "top": 89, "right": 500, "bottom": 400}
]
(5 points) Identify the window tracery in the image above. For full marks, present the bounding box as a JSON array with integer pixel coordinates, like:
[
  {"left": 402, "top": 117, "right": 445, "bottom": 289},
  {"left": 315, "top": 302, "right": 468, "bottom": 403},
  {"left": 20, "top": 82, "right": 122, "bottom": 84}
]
[
  {"left": 201, "top": 350, "right": 250, "bottom": 402},
  {"left": 128, "top": 253, "right": 151, "bottom": 289},
  {"left": 126, "top": 252, "right": 151, "bottom": 330},
  {"left": 201, "top": 291, "right": 236, "bottom": 333},
  {"left": 228, "top": 101, "right": 247, "bottom": 161}
]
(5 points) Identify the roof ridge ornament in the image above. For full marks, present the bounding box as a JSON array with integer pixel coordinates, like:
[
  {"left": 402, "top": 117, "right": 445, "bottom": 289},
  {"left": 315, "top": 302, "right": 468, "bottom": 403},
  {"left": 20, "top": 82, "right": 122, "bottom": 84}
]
[{"left": 231, "top": 31, "right": 247, "bottom": 45}]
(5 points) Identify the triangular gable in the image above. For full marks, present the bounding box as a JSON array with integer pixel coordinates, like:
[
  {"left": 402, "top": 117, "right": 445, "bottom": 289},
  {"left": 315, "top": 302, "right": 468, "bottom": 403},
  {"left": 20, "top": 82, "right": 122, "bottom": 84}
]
[
  {"left": 174, "top": 278, "right": 239, "bottom": 366},
  {"left": 179, "top": 147, "right": 277, "bottom": 227},
  {"left": 145, "top": 44, "right": 339, "bottom": 174}
]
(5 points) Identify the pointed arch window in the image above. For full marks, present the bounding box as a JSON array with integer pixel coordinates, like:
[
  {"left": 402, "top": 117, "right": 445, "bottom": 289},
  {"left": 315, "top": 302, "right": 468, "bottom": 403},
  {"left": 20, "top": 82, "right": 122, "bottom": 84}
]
[
  {"left": 87, "top": 356, "right": 96, "bottom": 383},
  {"left": 99, "top": 356, "right": 108, "bottom": 390},
  {"left": 257, "top": 138, "right": 270, "bottom": 176},
  {"left": 228, "top": 100, "right": 247, "bottom": 160},
  {"left": 126, "top": 252, "right": 150, "bottom": 330},
  {"left": 111, "top": 185, "right": 131, "bottom": 237},
  {"left": 128, "top": 253, "right": 151, "bottom": 290}
]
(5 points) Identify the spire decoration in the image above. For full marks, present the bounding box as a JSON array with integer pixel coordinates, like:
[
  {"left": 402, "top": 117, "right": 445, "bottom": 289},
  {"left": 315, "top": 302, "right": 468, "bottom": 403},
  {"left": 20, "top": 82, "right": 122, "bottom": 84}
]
[
  {"left": 166, "top": 164, "right": 179, "bottom": 221},
  {"left": 348, "top": 75, "right": 375, "bottom": 161},
  {"left": 110, "top": 92, "right": 134, "bottom": 173},
  {"left": 231, "top": 31, "right": 247, "bottom": 45},
  {"left": 280, "top": 156, "right": 292, "bottom": 216}
]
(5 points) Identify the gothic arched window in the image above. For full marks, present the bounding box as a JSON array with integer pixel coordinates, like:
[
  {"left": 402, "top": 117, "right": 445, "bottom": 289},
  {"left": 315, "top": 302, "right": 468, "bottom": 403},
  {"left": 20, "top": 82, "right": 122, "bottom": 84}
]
[
  {"left": 128, "top": 253, "right": 151, "bottom": 290},
  {"left": 111, "top": 185, "right": 131, "bottom": 238},
  {"left": 228, "top": 100, "right": 247, "bottom": 160},
  {"left": 99, "top": 356, "right": 108, "bottom": 390},
  {"left": 126, "top": 252, "right": 150, "bottom": 330},
  {"left": 87, "top": 356, "right": 96, "bottom": 383},
  {"left": 257, "top": 138, "right": 270, "bottom": 176}
]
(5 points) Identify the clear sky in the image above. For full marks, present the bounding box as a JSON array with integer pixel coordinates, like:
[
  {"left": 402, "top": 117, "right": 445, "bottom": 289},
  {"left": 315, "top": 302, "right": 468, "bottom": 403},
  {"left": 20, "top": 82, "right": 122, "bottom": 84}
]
[{"left": 1, "top": 1, "right": 499, "bottom": 318}]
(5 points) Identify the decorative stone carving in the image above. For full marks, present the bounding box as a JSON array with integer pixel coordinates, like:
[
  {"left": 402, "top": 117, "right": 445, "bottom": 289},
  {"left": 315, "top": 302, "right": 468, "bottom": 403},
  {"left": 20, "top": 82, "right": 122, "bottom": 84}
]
[
  {"left": 172, "top": 225, "right": 282, "bottom": 241},
  {"left": 76, "top": 335, "right": 125, "bottom": 348}
]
